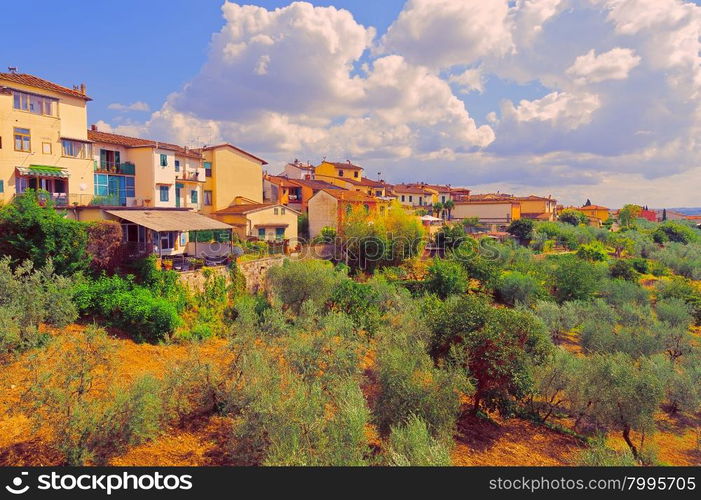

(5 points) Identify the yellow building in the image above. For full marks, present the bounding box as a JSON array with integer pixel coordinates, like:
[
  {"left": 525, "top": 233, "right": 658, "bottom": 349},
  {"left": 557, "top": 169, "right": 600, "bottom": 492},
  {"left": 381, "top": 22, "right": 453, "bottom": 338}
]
[
  {"left": 579, "top": 204, "right": 610, "bottom": 224},
  {"left": 313, "top": 160, "right": 389, "bottom": 197},
  {"left": 0, "top": 72, "right": 94, "bottom": 205},
  {"left": 515, "top": 195, "right": 558, "bottom": 221},
  {"left": 198, "top": 144, "right": 267, "bottom": 214}
]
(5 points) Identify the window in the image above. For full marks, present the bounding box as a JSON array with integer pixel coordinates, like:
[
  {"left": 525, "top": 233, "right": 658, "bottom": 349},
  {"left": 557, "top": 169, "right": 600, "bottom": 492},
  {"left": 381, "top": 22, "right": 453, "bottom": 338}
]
[
  {"left": 274, "top": 207, "right": 279, "bottom": 215},
  {"left": 275, "top": 228, "right": 285, "bottom": 240},
  {"left": 42, "top": 142, "right": 52, "bottom": 154},
  {"left": 376, "top": 190, "right": 382, "bottom": 197},
  {"left": 159, "top": 185, "right": 169, "bottom": 202},
  {"left": 174, "top": 160, "right": 180, "bottom": 172},
  {"left": 180, "top": 232, "right": 187, "bottom": 246},
  {"left": 12, "top": 91, "right": 57, "bottom": 116},
  {"left": 354, "top": 171, "right": 358, "bottom": 178},
  {"left": 408, "top": 195, "right": 413, "bottom": 203},
  {"left": 160, "top": 154, "right": 168, "bottom": 167},
  {"left": 190, "top": 190, "right": 198, "bottom": 204},
  {"left": 160, "top": 232, "right": 175, "bottom": 250},
  {"left": 94, "top": 174, "right": 108, "bottom": 196},
  {"left": 204, "top": 162, "right": 212, "bottom": 177},
  {"left": 203, "top": 190, "right": 212, "bottom": 206},
  {"left": 258, "top": 228, "right": 266, "bottom": 240},
  {"left": 281, "top": 208, "right": 286, "bottom": 215},
  {"left": 100, "top": 149, "right": 120, "bottom": 170},
  {"left": 62, "top": 139, "right": 91, "bottom": 158},
  {"left": 338, "top": 170, "right": 344, "bottom": 177},
  {"left": 0, "top": 180, "right": 3, "bottom": 193},
  {"left": 401, "top": 195, "right": 405, "bottom": 202},
  {"left": 14, "top": 128, "right": 30, "bottom": 152}
]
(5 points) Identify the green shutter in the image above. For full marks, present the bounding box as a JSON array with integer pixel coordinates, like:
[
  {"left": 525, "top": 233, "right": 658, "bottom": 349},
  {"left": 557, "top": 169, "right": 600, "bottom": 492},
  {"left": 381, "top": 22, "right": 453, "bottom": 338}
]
[{"left": 0, "top": 180, "right": 4, "bottom": 193}]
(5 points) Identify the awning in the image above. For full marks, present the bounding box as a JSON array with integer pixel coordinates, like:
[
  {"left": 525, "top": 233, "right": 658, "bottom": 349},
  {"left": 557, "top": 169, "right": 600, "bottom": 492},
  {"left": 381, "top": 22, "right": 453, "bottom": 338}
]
[
  {"left": 105, "top": 209, "right": 233, "bottom": 232},
  {"left": 17, "top": 165, "right": 70, "bottom": 178},
  {"left": 254, "top": 223, "right": 289, "bottom": 228}
]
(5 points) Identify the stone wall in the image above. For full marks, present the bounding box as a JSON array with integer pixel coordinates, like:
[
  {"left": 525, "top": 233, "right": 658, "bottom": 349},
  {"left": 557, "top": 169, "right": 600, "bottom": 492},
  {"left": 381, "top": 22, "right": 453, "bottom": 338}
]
[{"left": 177, "top": 256, "right": 286, "bottom": 294}]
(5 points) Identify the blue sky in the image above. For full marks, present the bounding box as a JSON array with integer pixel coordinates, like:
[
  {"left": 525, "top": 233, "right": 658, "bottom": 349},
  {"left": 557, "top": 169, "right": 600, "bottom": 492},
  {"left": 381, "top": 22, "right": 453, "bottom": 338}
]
[{"left": 3, "top": 0, "right": 701, "bottom": 207}]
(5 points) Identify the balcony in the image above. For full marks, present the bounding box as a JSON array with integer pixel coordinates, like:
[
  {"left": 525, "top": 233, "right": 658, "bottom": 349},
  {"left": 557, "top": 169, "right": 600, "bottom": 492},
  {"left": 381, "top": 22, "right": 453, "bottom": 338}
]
[
  {"left": 177, "top": 170, "right": 202, "bottom": 182},
  {"left": 95, "top": 161, "right": 136, "bottom": 175}
]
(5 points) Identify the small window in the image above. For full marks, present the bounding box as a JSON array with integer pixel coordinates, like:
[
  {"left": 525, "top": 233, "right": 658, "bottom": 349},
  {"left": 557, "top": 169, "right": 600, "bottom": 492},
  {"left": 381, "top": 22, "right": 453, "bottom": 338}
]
[
  {"left": 180, "top": 233, "right": 187, "bottom": 246},
  {"left": 160, "top": 232, "right": 175, "bottom": 250},
  {"left": 281, "top": 208, "right": 286, "bottom": 215},
  {"left": 160, "top": 154, "right": 168, "bottom": 167},
  {"left": 258, "top": 228, "right": 266, "bottom": 240},
  {"left": 401, "top": 195, "right": 405, "bottom": 202},
  {"left": 409, "top": 195, "right": 413, "bottom": 203},
  {"left": 190, "top": 190, "right": 198, "bottom": 204},
  {"left": 204, "top": 162, "right": 212, "bottom": 177},
  {"left": 14, "top": 128, "right": 30, "bottom": 152},
  {"left": 275, "top": 227, "right": 285, "bottom": 240},
  {"left": 174, "top": 160, "right": 180, "bottom": 172},
  {"left": 354, "top": 171, "right": 358, "bottom": 178},
  {"left": 159, "top": 185, "right": 169, "bottom": 202},
  {"left": 0, "top": 180, "right": 4, "bottom": 193},
  {"left": 204, "top": 190, "right": 212, "bottom": 206},
  {"left": 338, "top": 170, "right": 344, "bottom": 177},
  {"left": 274, "top": 207, "right": 279, "bottom": 215},
  {"left": 42, "top": 142, "right": 52, "bottom": 154}
]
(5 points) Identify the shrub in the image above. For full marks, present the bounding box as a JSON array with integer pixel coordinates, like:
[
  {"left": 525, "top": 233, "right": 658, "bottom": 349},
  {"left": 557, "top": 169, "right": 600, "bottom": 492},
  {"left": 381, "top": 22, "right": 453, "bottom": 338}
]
[
  {"left": 0, "top": 258, "right": 76, "bottom": 353},
  {"left": 609, "top": 259, "right": 638, "bottom": 281},
  {"left": 559, "top": 209, "right": 587, "bottom": 226},
  {"left": 599, "top": 278, "right": 649, "bottom": 308},
  {"left": 374, "top": 331, "right": 466, "bottom": 440},
  {"left": 328, "top": 279, "right": 383, "bottom": 334},
  {"left": 463, "top": 308, "right": 551, "bottom": 415},
  {"left": 424, "top": 258, "right": 468, "bottom": 299},
  {"left": 577, "top": 241, "right": 608, "bottom": 262},
  {"left": 551, "top": 256, "right": 602, "bottom": 303},
  {"left": 22, "top": 326, "right": 163, "bottom": 465},
  {"left": 0, "top": 190, "right": 89, "bottom": 275},
  {"left": 423, "top": 294, "right": 491, "bottom": 355},
  {"left": 495, "top": 271, "right": 545, "bottom": 306},
  {"left": 630, "top": 257, "right": 650, "bottom": 274},
  {"left": 656, "top": 278, "right": 701, "bottom": 324},
  {"left": 267, "top": 259, "right": 345, "bottom": 313},
  {"left": 85, "top": 221, "right": 124, "bottom": 274},
  {"left": 507, "top": 219, "right": 534, "bottom": 244},
  {"left": 576, "top": 437, "right": 637, "bottom": 466},
  {"left": 653, "top": 222, "right": 698, "bottom": 244},
  {"left": 533, "top": 301, "right": 581, "bottom": 341},
  {"left": 384, "top": 415, "right": 452, "bottom": 466}
]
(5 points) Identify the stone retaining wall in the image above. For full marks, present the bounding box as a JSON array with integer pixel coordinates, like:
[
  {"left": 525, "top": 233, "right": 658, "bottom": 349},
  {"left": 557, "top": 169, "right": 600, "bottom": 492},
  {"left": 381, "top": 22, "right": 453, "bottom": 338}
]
[{"left": 177, "top": 256, "right": 286, "bottom": 294}]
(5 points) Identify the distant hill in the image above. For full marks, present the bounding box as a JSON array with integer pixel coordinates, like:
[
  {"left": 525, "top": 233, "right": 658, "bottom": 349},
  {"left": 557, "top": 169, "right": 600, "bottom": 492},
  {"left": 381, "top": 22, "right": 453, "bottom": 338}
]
[{"left": 666, "top": 207, "right": 701, "bottom": 216}]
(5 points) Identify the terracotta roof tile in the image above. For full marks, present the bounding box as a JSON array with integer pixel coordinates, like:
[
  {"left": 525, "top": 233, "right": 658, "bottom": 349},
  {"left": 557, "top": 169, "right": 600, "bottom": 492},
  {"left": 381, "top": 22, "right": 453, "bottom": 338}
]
[
  {"left": 87, "top": 130, "right": 202, "bottom": 159},
  {"left": 324, "top": 161, "right": 364, "bottom": 171},
  {"left": 0, "top": 72, "right": 91, "bottom": 100}
]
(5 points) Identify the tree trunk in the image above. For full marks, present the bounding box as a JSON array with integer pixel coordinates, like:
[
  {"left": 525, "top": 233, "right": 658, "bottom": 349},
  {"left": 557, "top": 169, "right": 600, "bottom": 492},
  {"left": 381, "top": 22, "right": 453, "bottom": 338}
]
[{"left": 622, "top": 425, "right": 639, "bottom": 460}]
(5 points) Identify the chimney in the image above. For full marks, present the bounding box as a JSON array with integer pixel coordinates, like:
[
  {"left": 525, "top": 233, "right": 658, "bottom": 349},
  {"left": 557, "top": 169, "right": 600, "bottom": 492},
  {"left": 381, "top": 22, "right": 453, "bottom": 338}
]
[
  {"left": 7, "top": 66, "right": 17, "bottom": 73},
  {"left": 80, "top": 83, "right": 86, "bottom": 94},
  {"left": 90, "top": 124, "right": 98, "bottom": 131}
]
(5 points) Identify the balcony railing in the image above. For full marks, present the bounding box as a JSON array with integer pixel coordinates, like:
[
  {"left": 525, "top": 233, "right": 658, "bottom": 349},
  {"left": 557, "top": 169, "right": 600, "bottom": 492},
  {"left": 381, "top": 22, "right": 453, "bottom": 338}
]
[
  {"left": 177, "top": 171, "right": 201, "bottom": 182},
  {"left": 95, "top": 161, "right": 136, "bottom": 175}
]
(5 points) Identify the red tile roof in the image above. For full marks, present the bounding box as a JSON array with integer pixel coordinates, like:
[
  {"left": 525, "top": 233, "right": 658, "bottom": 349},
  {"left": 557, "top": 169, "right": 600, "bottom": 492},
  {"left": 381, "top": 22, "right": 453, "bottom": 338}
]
[
  {"left": 392, "top": 184, "right": 433, "bottom": 195},
  {"left": 0, "top": 72, "right": 91, "bottom": 101},
  {"left": 214, "top": 203, "right": 274, "bottom": 215},
  {"left": 580, "top": 205, "right": 609, "bottom": 210},
  {"left": 88, "top": 130, "right": 202, "bottom": 159},
  {"left": 320, "top": 189, "right": 378, "bottom": 202}
]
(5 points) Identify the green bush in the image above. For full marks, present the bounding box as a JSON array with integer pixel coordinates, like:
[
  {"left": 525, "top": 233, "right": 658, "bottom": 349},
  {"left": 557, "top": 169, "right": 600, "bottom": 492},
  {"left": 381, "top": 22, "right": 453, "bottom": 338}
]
[
  {"left": 423, "top": 294, "right": 491, "bottom": 355},
  {"left": 374, "top": 331, "right": 466, "bottom": 440},
  {"left": 656, "top": 298, "right": 694, "bottom": 330},
  {"left": 609, "top": 259, "right": 638, "bottom": 281},
  {"left": 0, "top": 258, "right": 76, "bottom": 353},
  {"left": 384, "top": 415, "right": 452, "bottom": 466},
  {"left": 496, "top": 271, "right": 545, "bottom": 306},
  {"left": 577, "top": 241, "right": 608, "bottom": 262},
  {"left": 267, "top": 259, "right": 345, "bottom": 313},
  {"left": 0, "top": 190, "right": 89, "bottom": 276},
  {"left": 599, "top": 279, "right": 649, "bottom": 308},
  {"left": 652, "top": 222, "right": 698, "bottom": 244},
  {"left": 424, "top": 258, "right": 468, "bottom": 299},
  {"left": 630, "top": 257, "right": 650, "bottom": 274},
  {"left": 551, "top": 256, "right": 603, "bottom": 303},
  {"left": 533, "top": 300, "right": 581, "bottom": 340},
  {"left": 656, "top": 278, "right": 701, "bottom": 325},
  {"left": 328, "top": 279, "right": 382, "bottom": 334}
]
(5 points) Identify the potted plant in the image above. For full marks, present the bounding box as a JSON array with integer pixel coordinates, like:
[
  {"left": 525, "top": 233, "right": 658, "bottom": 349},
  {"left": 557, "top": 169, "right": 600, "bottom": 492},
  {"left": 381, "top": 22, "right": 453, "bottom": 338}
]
[{"left": 162, "top": 259, "right": 173, "bottom": 270}]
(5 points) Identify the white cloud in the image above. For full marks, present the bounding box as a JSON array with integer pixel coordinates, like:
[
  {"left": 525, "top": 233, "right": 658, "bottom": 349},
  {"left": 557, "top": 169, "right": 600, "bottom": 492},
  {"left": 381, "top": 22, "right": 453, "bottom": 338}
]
[
  {"left": 449, "top": 67, "right": 485, "bottom": 94},
  {"left": 107, "top": 101, "right": 150, "bottom": 112},
  {"left": 379, "top": 0, "right": 513, "bottom": 69},
  {"left": 96, "top": 0, "right": 701, "bottom": 206},
  {"left": 501, "top": 91, "right": 601, "bottom": 130},
  {"left": 566, "top": 48, "right": 641, "bottom": 84}
]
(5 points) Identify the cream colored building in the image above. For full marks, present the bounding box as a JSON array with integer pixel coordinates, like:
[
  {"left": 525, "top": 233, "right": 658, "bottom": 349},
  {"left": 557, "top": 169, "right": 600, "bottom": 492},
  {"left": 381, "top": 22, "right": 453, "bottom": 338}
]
[
  {"left": 0, "top": 72, "right": 94, "bottom": 205},
  {"left": 88, "top": 128, "right": 204, "bottom": 210},
  {"left": 452, "top": 200, "right": 521, "bottom": 225},
  {"left": 211, "top": 203, "right": 299, "bottom": 242}
]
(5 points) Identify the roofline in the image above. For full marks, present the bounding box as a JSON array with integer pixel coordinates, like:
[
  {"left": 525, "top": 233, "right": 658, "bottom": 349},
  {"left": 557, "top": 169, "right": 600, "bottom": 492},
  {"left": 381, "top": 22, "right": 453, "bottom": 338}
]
[
  {"left": 215, "top": 203, "right": 300, "bottom": 216},
  {"left": 202, "top": 143, "right": 268, "bottom": 165}
]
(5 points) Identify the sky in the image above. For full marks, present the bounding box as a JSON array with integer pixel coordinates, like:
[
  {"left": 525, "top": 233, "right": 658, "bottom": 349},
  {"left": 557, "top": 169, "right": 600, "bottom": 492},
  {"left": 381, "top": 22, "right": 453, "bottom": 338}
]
[{"left": 2, "top": 0, "right": 701, "bottom": 208}]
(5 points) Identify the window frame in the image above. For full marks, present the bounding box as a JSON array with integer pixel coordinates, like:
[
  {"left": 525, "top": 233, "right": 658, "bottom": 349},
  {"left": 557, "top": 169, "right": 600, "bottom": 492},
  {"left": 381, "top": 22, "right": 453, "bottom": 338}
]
[
  {"left": 14, "top": 127, "right": 31, "bottom": 152},
  {"left": 203, "top": 190, "right": 213, "bottom": 206},
  {"left": 159, "top": 185, "right": 170, "bottom": 202},
  {"left": 160, "top": 153, "right": 168, "bottom": 167}
]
